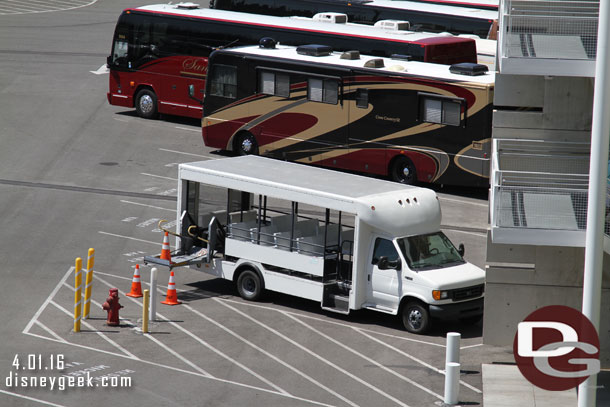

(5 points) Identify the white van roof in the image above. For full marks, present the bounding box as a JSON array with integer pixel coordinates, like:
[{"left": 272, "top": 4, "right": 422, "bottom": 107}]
[{"left": 179, "top": 156, "right": 441, "bottom": 236}]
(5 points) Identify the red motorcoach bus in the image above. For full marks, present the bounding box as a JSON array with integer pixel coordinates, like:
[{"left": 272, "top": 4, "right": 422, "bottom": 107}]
[{"left": 106, "top": 3, "right": 477, "bottom": 119}]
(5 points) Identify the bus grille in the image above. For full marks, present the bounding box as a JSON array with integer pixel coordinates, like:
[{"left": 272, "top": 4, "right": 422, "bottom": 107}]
[{"left": 452, "top": 284, "right": 484, "bottom": 301}]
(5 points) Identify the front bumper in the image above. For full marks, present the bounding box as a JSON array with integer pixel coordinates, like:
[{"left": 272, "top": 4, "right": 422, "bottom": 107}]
[{"left": 428, "top": 297, "right": 484, "bottom": 320}]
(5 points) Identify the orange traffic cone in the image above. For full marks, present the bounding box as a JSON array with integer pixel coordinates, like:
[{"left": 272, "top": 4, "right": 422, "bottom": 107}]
[
  {"left": 161, "top": 271, "right": 181, "bottom": 305},
  {"left": 160, "top": 231, "right": 172, "bottom": 262},
  {"left": 126, "top": 264, "right": 143, "bottom": 298}
]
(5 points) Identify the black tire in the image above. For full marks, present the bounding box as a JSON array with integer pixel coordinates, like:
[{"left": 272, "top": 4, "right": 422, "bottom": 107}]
[
  {"left": 401, "top": 301, "right": 431, "bottom": 334},
  {"left": 135, "top": 88, "right": 158, "bottom": 119},
  {"left": 390, "top": 156, "right": 417, "bottom": 185},
  {"left": 234, "top": 132, "right": 258, "bottom": 155},
  {"left": 236, "top": 269, "right": 263, "bottom": 301}
]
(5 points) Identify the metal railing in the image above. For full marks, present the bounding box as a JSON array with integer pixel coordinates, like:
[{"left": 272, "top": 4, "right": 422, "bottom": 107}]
[
  {"left": 501, "top": 1, "right": 599, "bottom": 61},
  {"left": 491, "top": 139, "right": 610, "bottom": 238}
]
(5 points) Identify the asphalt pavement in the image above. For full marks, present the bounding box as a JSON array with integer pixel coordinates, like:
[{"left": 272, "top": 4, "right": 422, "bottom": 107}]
[{"left": 0, "top": 1, "right": 513, "bottom": 406}]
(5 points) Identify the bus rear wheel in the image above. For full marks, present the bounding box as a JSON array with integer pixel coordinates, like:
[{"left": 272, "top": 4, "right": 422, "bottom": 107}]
[
  {"left": 135, "top": 89, "right": 158, "bottom": 119},
  {"left": 234, "top": 132, "right": 258, "bottom": 155},
  {"left": 236, "top": 269, "right": 263, "bottom": 301},
  {"left": 390, "top": 156, "right": 417, "bottom": 185}
]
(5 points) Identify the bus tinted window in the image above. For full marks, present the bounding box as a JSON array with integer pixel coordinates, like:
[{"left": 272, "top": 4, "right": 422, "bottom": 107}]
[
  {"left": 210, "top": 64, "right": 237, "bottom": 98},
  {"left": 421, "top": 96, "right": 462, "bottom": 126},
  {"left": 260, "top": 71, "right": 290, "bottom": 97},
  {"left": 308, "top": 78, "right": 338, "bottom": 105}
]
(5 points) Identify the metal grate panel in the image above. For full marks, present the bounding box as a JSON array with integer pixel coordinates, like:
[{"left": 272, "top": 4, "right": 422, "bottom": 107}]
[{"left": 502, "top": 1, "right": 599, "bottom": 61}]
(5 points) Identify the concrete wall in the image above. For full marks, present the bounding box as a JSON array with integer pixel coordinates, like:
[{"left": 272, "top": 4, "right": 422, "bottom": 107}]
[
  {"left": 484, "top": 232, "right": 610, "bottom": 366},
  {"left": 485, "top": 72, "right": 610, "bottom": 366}
]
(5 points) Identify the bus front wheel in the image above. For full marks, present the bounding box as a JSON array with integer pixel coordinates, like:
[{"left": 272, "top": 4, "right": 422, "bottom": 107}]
[
  {"left": 401, "top": 301, "right": 430, "bottom": 334},
  {"left": 234, "top": 132, "right": 258, "bottom": 156},
  {"left": 135, "top": 89, "right": 158, "bottom": 119},
  {"left": 390, "top": 156, "right": 417, "bottom": 185},
  {"left": 237, "top": 269, "right": 263, "bottom": 301}
]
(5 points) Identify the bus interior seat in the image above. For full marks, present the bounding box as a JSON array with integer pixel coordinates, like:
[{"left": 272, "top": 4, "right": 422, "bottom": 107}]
[
  {"left": 296, "top": 235, "right": 325, "bottom": 256},
  {"left": 249, "top": 225, "right": 278, "bottom": 246},
  {"left": 228, "top": 220, "right": 257, "bottom": 241},
  {"left": 294, "top": 219, "right": 319, "bottom": 237},
  {"left": 269, "top": 214, "right": 293, "bottom": 231},
  {"left": 229, "top": 209, "right": 257, "bottom": 224}
]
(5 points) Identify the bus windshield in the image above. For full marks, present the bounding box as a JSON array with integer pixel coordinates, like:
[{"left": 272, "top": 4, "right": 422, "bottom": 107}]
[{"left": 396, "top": 232, "right": 465, "bottom": 271}]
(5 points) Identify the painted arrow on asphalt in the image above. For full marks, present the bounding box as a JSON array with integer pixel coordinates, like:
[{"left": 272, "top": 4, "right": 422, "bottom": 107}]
[{"left": 90, "top": 64, "right": 109, "bottom": 75}]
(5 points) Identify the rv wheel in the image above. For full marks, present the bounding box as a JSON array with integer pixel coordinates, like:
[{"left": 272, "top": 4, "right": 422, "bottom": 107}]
[
  {"left": 402, "top": 301, "right": 430, "bottom": 334},
  {"left": 234, "top": 132, "right": 258, "bottom": 156},
  {"left": 237, "top": 269, "right": 263, "bottom": 301},
  {"left": 390, "top": 156, "right": 417, "bottom": 185},
  {"left": 135, "top": 89, "right": 159, "bottom": 119}
]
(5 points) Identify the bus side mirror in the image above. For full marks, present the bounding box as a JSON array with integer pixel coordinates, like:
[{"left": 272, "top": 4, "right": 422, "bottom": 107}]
[
  {"left": 378, "top": 256, "right": 401, "bottom": 270},
  {"left": 188, "top": 84, "right": 203, "bottom": 105},
  {"left": 106, "top": 55, "right": 112, "bottom": 67},
  {"left": 458, "top": 243, "right": 465, "bottom": 257}
]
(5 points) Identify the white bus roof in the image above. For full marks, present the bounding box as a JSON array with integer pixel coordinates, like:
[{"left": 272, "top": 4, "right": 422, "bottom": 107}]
[
  {"left": 401, "top": 0, "right": 498, "bottom": 9},
  {"left": 135, "top": 4, "right": 480, "bottom": 43},
  {"left": 179, "top": 156, "right": 441, "bottom": 235},
  {"left": 366, "top": 0, "right": 497, "bottom": 19},
  {"left": 218, "top": 44, "right": 495, "bottom": 86}
]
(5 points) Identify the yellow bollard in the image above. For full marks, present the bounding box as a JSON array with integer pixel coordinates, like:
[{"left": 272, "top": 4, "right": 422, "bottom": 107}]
[
  {"left": 142, "top": 289, "right": 150, "bottom": 334},
  {"left": 83, "top": 248, "right": 95, "bottom": 319},
  {"left": 73, "top": 258, "right": 83, "bottom": 332}
]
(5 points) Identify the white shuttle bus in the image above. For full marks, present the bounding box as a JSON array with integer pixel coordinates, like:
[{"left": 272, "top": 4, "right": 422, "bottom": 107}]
[{"left": 163, "top": 156, "right": 484, "bottom": 333}]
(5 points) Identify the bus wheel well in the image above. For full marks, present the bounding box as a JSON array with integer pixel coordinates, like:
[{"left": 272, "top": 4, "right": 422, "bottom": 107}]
[
  {"left": 134, "top": 86, "right": 159, "bottom": 119},
  {"left": 399, "top": 297, "right": 431, "bottom": 334},
  {"left": 388, "top": 155, "right": 417, "bottom": 185},
  {"left": 232, "top": 131, "right": 259, "bottom": 156},
  {"left": 233, "top": 264, "right": 265, "bottom": 301}
]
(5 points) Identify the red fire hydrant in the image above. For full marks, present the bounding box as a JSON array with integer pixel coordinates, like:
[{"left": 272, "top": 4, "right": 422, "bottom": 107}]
[{"left": 102, "top": 288, "right": 123, "bottom": 326}]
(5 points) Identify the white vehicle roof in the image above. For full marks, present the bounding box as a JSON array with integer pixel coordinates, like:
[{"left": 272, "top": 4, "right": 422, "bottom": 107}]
[
  {"left": 136, "top": 4, "right": 479, "bottom": 43},
  {"left": 403, "top": 0, "right": 498, "bottom": 8},
  {"left": 179, "top": 156, "right": 441, "bottom": 236},
  {"left": 366, "top": 0, "right": 498, "bottom": 19},
  {"left": 218, "top": 44, "right": 495, "bottom": 86}
]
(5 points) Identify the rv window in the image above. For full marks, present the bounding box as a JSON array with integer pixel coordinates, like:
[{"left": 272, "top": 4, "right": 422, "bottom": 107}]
[
  {"left": 355, "top": 88, "right": 368, "bottom": 109},
  {"left": 308, "top": 78, "right": 338, "bottom": 105},
  {"left": 420, "top": 96, "right": 462, "bottom": 126},
  {"left": 209, "top": 64, "right": 237, "bottom": 99},
  {"left": 260, "top": 71, "right": 290, "bottom": 98}
]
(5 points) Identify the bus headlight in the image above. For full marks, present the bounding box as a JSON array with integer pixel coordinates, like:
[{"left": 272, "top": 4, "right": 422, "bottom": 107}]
[{"left": 432, "top": 290, "right": 449, "bottom": 300}]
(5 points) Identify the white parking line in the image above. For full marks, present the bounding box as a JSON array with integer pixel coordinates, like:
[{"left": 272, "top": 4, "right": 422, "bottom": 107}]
[
  {"left": 0, "top": 389, "right": 67, "bottom": 407},
  {"left": 286, "top": 314, "right": 443, "bottom": 400},
  {"left": 144, "top": 331, "right": 213, "bottom": 378},
  {"left": 159, "top": 148, "right": 213, "bottom": 158},
  {"left": 120, "top": 200, "right": 175, "bottom": 212},
  {"left": 174, "top": 126, "right": 201, "bottom": 133},
  {"left": 357, "top": 328, "right": 482, "bottom": 394},
  {"left": 23, "top": 267, "right": 73, "bottom": 334},
  {"left": 93, "top": 274, "right": 295, "bottom": 400},
  {"left": 184, "top": 303, "right": 357, "bottom": 407},
  {"left": 34, "top": 320, "right": 67, "bottom": 343},
  {"left": 140, "top": 172, "right": 177, "bottom": 181},
  {"left": 98, "top": 231, "right": 173, "bottom": 248},
  {"left": 218, "top": 299, "right": 411, "bottom": 407},
  {"left": 219, "top": 297, "right": 446, "bottom": 348},
  {"left": 52, "top": 293, "right": 139, "bottom": 360}
]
